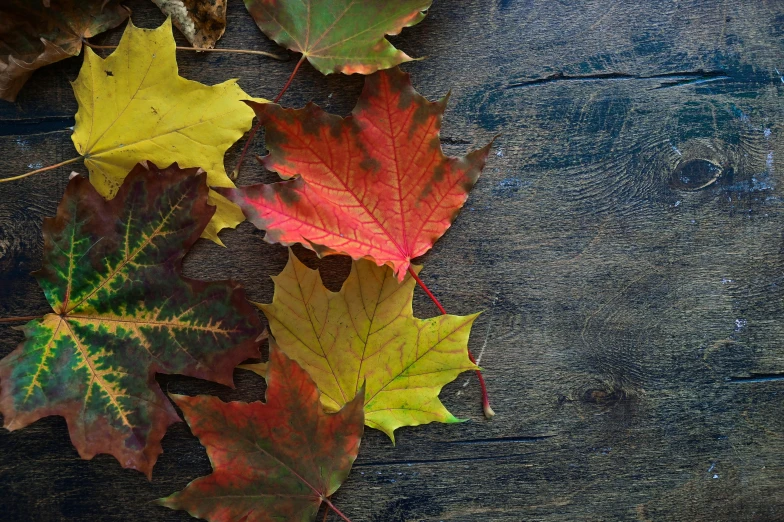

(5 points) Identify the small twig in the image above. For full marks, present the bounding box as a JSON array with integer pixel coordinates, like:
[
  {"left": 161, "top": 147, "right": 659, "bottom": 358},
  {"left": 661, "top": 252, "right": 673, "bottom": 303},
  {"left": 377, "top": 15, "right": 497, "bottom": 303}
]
[
  {"left": 408, "top": 266, "right": 495, "bottom": 419},
  {"left": 83, "top": 40, "right": 286, "bottom": 60},
  {"left": 233, "top": 54, "right": 307, "bottom": 178},
  {"left": 0, "top": 157, "right": 81, "bottom": 184}
]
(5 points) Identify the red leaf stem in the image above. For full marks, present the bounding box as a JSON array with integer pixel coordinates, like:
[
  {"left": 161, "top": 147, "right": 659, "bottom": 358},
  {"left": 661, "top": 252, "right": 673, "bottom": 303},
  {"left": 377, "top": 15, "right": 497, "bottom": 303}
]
[
  {"left": 324, "top": 497, "right": 352, "bottom": 522},
  {"left": 408, "top": 266, "right": 494, "bottom": 419},
  {"left": 233, "top": 55, "right": 306, "bottom": 178}
]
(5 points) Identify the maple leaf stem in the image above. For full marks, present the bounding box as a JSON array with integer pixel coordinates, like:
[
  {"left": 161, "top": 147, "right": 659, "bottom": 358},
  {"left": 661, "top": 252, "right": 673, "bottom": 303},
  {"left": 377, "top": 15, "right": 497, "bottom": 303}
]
[
  {"left": 233, "top": 55, "right": 307, "bottom": 178},
  {"left": 322, "top": 506, "right": 330, "bottom": 522},
  {"left": 0, "top": 157, "right": 82, "bottom": 184},
  {"left": 0, "top": 316, "right": 41, "bottom": 324},
  {"left": 273, "top": 55, "right": 306, "bottom": 103},
  {"left": 407, "top": 267, "right": 448, "bottom": 315},
  {"left": 407, "top": 267, "right": 495, "bottom": 419},
  {"left": 323, "top": 497, "right": 352, "bottom": 522},
  {"left": 82, "top": 40, "right": 287, "bottom": 60}
]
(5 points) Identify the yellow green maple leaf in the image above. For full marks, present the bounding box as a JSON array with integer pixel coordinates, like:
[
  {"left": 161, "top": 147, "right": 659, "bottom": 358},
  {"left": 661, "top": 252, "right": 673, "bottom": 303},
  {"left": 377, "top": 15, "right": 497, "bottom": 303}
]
[
  {"left": 259, "top": 250, "right": 479, "bottom": 441},
  {"left": 71, "top": 18, "right": 266, "bottom": 244}
]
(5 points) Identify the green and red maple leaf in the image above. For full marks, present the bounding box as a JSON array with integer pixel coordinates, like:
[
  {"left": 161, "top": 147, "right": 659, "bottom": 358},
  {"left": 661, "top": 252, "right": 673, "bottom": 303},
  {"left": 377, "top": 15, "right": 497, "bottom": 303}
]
[
  {"left": 243, "top": 0, "right": 432, "bottom": 75},
  {"left": 0, "top": 163, "right": 262, "bottom": 477},
  {"left": 221, "top": 67, "right": 493, "bottom": 280},
  {"left": 160, "top": 341, "right": 364, "bottom": 522}
]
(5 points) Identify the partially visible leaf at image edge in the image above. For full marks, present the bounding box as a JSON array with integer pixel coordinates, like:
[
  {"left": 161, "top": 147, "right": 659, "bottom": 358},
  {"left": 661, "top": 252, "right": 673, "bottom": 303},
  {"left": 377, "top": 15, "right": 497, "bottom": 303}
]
[
  {"left": 243, "top": 0, "right": 433, "bottom": 74},
  {"left": 159, "top": 342, "right": 364, "bottom": 522},
  {"left": 0, "top": 163, "right": 262, "bottom": 477},
  {"left": 71, "top": 18, "right": 268, "bottom": 244},
  {"left": 221, "top": 67, "right": 493, "bottom": 280},
  {"left": 0, "top": 0, "right": 129, "bottom": 101},
  {"left": 152, "top": 0, "right": 228, "bottom": 49},
  {"left": 257, "top": 249, "right": 479, "bottom": 441}
]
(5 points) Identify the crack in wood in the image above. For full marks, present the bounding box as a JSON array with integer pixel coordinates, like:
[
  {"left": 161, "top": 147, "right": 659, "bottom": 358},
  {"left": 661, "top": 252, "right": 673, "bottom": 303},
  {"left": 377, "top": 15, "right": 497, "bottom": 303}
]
[
  {"left": 354, "top": 451, "right": 541, "bottom": 468},
  {"left": 440, "top": 136, "right": 472, "bottom": 145},
  {"left": 440, "top": 435, "right": 555, "bottom": 445},
  {"left": 0, "top": 116, "right": 75, "bottom": 137},
  {"left": 506, "top": 70, "right": 730, "bottom": 90},
  {"left": 727, "top": 373, "right": 784, "bottom": 384}
]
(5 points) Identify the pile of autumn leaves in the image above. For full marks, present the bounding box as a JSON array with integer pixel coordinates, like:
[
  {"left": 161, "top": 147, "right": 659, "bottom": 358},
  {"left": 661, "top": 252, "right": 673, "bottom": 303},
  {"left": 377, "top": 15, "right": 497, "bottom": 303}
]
[{"left": 1, "top": 2, "right": 493, "bottom": 521}]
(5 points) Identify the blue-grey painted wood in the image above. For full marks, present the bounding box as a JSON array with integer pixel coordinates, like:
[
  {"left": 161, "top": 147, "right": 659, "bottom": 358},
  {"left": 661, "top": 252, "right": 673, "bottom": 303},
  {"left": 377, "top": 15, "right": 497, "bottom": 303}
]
[{"left": 1, "top": 1, "right": 782, "bottom": 520}]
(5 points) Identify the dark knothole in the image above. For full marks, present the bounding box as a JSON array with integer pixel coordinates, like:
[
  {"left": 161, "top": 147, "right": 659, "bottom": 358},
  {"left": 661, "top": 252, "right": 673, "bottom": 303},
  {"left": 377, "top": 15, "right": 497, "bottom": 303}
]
[{"left": 670, "top": 158, "right": 723, "bottom": 190}]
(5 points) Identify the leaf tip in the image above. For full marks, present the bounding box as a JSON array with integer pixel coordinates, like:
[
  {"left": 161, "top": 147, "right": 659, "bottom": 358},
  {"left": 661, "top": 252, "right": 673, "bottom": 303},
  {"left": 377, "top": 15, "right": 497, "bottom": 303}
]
[
  {"left": 155, "top": 493, "right": 176, "bottom": 509},
  {"left": 167, "top": 392, "right": 188, "bottom": 404}
]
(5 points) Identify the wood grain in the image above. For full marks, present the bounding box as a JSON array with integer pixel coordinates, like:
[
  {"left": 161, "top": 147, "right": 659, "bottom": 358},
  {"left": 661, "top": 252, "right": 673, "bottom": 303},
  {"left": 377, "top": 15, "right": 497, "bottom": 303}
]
[{"left": 1, "top": 0, "right": 782, "bottom": 520}]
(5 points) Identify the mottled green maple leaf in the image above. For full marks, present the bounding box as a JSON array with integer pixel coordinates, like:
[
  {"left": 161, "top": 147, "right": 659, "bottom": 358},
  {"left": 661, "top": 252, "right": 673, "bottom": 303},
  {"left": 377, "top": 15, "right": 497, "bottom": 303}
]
[
  {"left": 0, "top": 163, "right": 262, "bottom": 477},
  {"left": 243, "top": 0, "right": 432, "bottom": 74}
]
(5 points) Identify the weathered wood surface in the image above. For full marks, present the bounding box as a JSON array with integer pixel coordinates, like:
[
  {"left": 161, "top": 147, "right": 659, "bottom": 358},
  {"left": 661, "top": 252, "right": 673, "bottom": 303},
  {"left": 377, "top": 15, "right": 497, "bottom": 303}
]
[{"left": 1, "top": 1, "right": 783, "bottom": 520}]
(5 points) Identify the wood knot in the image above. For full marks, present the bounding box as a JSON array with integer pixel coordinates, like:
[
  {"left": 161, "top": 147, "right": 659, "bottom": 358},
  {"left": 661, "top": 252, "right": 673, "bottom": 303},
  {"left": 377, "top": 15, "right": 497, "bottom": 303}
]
[
  {"left": 564, "top": 380, "right": 638, "bottom": 410},
  {"left": 670, "top": 158, "right": 723, "bottom": 190},
  {"left": 582, "top": 387, "right": 627, "bottom": 405}
]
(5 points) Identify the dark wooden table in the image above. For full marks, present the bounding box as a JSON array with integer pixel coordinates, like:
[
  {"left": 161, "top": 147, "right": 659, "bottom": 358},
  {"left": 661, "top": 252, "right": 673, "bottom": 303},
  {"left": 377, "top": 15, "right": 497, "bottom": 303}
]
[{"left": 1, "top": 1, "right": 783, "bottom": 520}]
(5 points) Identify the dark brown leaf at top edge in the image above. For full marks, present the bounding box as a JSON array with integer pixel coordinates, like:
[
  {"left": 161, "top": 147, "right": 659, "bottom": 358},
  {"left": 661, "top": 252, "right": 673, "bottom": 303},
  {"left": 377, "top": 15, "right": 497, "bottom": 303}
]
[{"left": 0, "top": 0, "right": 128, "bottom": 101}]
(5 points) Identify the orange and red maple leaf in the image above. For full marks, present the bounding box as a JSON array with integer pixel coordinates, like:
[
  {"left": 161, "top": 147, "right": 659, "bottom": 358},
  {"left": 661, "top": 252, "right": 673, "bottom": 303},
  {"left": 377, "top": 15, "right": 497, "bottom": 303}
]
[{"left": 220, "top": 67, "right": 493, "bottom": 280}]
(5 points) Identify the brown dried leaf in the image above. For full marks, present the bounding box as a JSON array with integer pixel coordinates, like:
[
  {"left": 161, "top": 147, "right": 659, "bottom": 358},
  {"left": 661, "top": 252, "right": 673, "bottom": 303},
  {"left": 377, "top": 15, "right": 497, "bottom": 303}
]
[
  {"left": 0, "top": 0, "right": 129, "bottom": 101},
  {"left": 151, "top": 0, "right": 228, "bottom": 49}
]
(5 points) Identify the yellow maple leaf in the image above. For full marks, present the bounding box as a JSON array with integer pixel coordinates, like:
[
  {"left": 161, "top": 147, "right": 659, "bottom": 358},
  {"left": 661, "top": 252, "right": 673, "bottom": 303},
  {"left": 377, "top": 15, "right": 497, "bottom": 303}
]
[
  {"left": 259, "top": 250, "right": 480, "bottom": 441},
  {"left": 71, "top": 18, "right": 266, "bottom": 244}
]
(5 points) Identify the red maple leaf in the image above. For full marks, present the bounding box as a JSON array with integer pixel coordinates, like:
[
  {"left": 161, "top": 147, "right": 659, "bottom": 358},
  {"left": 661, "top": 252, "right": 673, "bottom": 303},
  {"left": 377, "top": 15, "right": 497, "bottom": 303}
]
[
  {"left": 159, "top": 342, "right": 364, "bottom": 522},
  {"left": 220, "top": 67, "right": 493, "bottom": 280}
]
